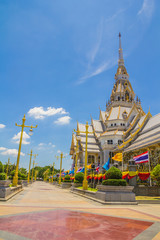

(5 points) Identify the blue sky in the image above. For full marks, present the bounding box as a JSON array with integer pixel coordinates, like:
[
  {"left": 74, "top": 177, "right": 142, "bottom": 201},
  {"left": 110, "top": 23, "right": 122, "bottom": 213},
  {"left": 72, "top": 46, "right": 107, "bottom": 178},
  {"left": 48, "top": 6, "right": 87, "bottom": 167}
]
[{"left": 0, "top": 0, "right": 159, "bottom": 171}]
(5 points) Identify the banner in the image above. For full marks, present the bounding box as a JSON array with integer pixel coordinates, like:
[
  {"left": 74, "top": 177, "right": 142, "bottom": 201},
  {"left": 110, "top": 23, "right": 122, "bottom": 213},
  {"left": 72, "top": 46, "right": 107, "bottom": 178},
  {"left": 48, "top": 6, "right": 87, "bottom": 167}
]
[{"left": 112, "top": 153, "right": 122, "bottom": 162}]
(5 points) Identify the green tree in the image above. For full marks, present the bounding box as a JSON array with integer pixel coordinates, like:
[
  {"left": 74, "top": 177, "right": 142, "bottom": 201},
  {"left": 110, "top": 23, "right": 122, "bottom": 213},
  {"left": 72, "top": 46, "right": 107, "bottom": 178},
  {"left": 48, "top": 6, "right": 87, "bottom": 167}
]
[{"left": 151, "top": 164, "right": 160, "bottom": 186}]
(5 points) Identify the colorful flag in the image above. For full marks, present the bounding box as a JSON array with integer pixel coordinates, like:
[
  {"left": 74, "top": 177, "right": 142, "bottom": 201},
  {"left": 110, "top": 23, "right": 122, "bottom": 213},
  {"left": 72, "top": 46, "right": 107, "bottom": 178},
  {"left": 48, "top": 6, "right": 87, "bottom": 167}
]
[
  {"left": 96, "top": 166, "right": 99, "bottom": 172},
  {"left": 102, "top": 158, "right": 110, "bottom": 171},
  {"left": 77, "top": 167, "right": 82, "bottom": 172},
  {"left": 112, "top": 153, "right": 122, "bottom": 162},
  {"left": 80, "top": 167, "right": 85, "bottom": 173},
  {"left": 87, "top": 164, "right": 92, "bottom": 169},
  {"left": 133, "top": 151, "right": 149, "bottom": 164}
]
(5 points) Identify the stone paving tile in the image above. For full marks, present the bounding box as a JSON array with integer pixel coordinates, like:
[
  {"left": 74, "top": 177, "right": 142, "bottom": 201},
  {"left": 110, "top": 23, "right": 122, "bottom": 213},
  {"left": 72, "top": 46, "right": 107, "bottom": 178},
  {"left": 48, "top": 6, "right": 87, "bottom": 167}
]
[
  {"left": 0, "top": 209, "right": 153, "bottom": 240},
  {"left": 0, "top": 181, "right": 160, "bottom": 240}
]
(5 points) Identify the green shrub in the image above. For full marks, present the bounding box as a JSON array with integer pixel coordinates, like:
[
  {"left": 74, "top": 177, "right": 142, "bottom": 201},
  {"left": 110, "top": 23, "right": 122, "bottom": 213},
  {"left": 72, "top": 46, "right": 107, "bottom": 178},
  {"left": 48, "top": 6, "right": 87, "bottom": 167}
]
[
  {"left": 10, "top": 170, "right": 22, "bottom": 180},
  {"left": 21, "top": 173, "right": 27, "bottom": 180},
  {"left": 74, "top": 180, "right": 80, "bottom": 183},
  {"left": 64, "top": 175, "right": 71, "bottom": 182},
  {"left": 102, "top": 179, "right": 127, "bottom": 186},
  {"left": 0, "top": 172, "right": 6, "bottom": 180},
  {"left": 151, "top": 165, "right": 160, "bottom": 186},
  {"left": 75, "top": 172, "right": 84, "bottom": 183},
  {"left": 0, "top": 161, "right": 4, "bottom": 173},
  {"left": 105, "top": 166, "right": 122, "bottom": 179}
]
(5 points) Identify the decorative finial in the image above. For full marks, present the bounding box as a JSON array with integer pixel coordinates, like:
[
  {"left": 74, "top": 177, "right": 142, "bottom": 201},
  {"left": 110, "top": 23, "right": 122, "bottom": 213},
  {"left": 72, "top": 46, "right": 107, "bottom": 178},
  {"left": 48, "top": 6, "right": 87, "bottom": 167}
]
[{"left": 118, "top": 32, "right": 124, "bottom": 67}]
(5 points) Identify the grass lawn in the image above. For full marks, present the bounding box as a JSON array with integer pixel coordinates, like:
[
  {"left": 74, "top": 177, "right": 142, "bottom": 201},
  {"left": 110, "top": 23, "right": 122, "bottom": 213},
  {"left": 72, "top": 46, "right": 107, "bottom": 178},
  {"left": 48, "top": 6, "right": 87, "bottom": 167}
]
[
  {"left": 136, "top": 196, "right": 160, "bottom": 201},
  {"left": 77, "top": 187, "right": 97, "bottom": 192}
]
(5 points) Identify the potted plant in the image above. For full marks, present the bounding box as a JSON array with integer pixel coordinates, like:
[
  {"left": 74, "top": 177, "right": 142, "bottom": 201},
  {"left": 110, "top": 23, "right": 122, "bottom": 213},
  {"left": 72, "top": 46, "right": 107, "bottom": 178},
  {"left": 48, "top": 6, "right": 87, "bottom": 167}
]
[
  {"left": 61, "top": 175, "right": 72, "bottom": 188},
  {"left": 72, "top": 172, "right": 84, "bottom": 188},
  {"left": 96, "top": 167, "right": 136, "bottom": 203}
]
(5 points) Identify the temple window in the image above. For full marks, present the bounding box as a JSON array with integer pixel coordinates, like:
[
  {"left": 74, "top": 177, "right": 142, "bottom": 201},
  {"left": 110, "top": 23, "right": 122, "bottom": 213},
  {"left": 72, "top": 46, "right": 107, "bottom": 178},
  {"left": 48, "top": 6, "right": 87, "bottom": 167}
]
[
  {"left": 111, "top": 124, "right": 113, "bottom": 126},
  {"left": 114, "top": 123, "right": 116, "bottom": 126},
  {"left": 88, "top": 155, "right": 95, "bottom": 164},
  {"left": 107, "top": 140, "right": 113, "bottom": 144},
  {"left": 118, "top": 96, "right": 120, "bottom": 101}
]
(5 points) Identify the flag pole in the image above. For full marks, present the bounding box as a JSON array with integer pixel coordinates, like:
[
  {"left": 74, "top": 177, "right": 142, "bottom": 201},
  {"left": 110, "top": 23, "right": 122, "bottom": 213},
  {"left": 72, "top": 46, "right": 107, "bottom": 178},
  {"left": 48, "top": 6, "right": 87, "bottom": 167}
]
[
  {"left": 122, "top": 151, "right": 124, "bottom": 172},
  {"left": 148, "top": 148, "right": 152, "bottom": 186}
]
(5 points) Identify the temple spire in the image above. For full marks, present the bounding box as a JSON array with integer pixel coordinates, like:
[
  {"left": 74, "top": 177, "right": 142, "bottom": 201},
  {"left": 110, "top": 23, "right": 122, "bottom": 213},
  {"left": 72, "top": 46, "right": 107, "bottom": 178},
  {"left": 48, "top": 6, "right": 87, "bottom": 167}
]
[{"left": 118, "top": 32, "right": 124, "bottom": 67}]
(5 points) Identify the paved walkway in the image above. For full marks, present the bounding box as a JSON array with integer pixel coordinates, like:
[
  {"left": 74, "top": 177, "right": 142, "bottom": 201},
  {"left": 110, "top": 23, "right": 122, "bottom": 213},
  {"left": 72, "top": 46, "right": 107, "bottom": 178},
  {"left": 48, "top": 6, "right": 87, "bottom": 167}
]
[{"left": 0, "top": 182, "right": 160, "bottom": 240}]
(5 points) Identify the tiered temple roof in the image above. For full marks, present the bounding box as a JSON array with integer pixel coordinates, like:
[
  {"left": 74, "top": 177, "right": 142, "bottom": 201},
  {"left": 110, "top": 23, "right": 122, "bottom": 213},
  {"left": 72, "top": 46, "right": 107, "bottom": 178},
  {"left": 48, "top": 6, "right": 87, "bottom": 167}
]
[{"left": 70, "top": 33, "right": 160, "bottom": 164}]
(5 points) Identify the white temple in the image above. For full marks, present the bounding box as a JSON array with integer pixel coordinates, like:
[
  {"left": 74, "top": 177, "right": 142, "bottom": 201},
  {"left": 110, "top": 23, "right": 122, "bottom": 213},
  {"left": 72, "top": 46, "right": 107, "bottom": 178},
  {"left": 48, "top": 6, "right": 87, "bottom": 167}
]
[{"left": 70, "top": 33, "right": 160, "bottom": 169}]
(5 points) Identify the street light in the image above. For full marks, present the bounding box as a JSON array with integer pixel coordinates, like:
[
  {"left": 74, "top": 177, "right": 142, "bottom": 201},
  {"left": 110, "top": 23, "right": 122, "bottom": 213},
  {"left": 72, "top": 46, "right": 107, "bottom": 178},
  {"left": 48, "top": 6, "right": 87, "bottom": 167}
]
[
  {"left": 74, "top": 136, "right": 80, "bottom": 178},
  {"left": 55, "top": 153, "right": 65, "bottom": 185},
  {"left": 28, "top": 128, "right": 33, "bottom": 136},
  {"left": 13, "top": 115, "right": 37, "bottom": 186},
  {"left": 74, "top": 121, "right": 94, "bottom": 190}
]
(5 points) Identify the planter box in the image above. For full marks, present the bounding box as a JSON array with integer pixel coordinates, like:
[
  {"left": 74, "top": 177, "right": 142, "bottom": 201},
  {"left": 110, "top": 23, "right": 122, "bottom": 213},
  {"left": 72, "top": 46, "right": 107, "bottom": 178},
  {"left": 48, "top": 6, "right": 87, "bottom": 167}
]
[
  {"left": 96, "top": 185, "right": 136, "bottom": 202},
  {"left": 0, "top": 180, "right": 11, "bottom": 187},
  {"left": 71, "top": 183, "right": 82, "bottom": 188},
  {"left": 134, "top": 186, "right": 160, "bottom": 196},
  {"left": 0, "top": 183, "right": 22, "bottom": 200},
  {"left": 61, "top": 182, "right": 71, "bottom": 189}
]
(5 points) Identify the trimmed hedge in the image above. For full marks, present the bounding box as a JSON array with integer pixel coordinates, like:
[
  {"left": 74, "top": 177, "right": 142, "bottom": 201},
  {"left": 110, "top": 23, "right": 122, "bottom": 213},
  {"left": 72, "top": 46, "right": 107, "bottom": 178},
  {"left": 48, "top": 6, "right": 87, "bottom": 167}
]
[
  {"left": 0, "top": 172, "right": 6, "bottom": 180},
  {"left": 105, "top": 166, "right": 122, "bottom": 179},
  {"left": 64, "top": 175, "right": 71, "bottom": 182},
  {"left": 75, "top": 172, "right": 84, "bottom": 183},
  {"left": 102, "top": 179, "right": 127, "bottom": 186},
  {"left": 0, "top": 161, "right": 4, "bottom": 173},
  {"left": 151, "top": 164, "right": 160, "bottom": 186}
]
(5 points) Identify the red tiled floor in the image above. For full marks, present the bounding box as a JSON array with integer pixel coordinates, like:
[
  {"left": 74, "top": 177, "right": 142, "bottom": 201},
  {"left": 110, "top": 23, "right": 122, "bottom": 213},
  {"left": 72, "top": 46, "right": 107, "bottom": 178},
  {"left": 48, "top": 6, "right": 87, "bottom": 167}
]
[{"left": 0, "top": 210, "right": 153, "bottom": 240}]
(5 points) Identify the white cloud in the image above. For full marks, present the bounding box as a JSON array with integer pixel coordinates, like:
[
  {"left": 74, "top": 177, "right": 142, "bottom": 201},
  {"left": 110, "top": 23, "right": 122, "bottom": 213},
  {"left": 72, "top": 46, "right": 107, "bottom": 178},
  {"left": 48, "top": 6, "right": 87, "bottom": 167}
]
[
  {"left": 54, "top": 116, "right": 71, "bottom": 125},
  {"left": 28, "top": 106, "right": 67, "bottom": 119},
  {"left": 78, "top": 58, "right": 116, "bottom": 84},
  {"left": 0, "top": 148, "right": 25, "bottom": 157},
  {"left": 48, "top": 142, "right": 56, "bottom": 148},
  {"left": 38, "top": 143, "right": 45, "bottom": 147},
  {"left": 0, "top": 147, "right": 7, "bottom": 151},
  {"left": 12, "top": 131, "right": 30, "bottom": 145},
  {"left": 37, "top": 142, "right": 56, "bottom": 150},
  {"left": 138, "top": 0, "right": 155, "bottom": 20},
  {"left": 57, "top": 150, "right": 61, "bottom": 154},
  {"left": 0, "top": 124, "right": 6, "bottom": 129}
]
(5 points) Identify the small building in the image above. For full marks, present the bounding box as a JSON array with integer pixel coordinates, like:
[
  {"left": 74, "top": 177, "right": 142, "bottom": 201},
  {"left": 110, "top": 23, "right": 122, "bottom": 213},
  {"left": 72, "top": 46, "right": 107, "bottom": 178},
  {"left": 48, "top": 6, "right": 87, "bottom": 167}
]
[{"left": 70, "top": 33, "right": 160, "bottom": 170}]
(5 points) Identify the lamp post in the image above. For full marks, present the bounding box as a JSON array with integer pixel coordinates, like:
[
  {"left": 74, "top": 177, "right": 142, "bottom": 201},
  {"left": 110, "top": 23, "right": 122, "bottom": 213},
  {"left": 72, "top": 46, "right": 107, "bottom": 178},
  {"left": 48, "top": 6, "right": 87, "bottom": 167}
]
[
  {"left": 55, "top": 153, "right": 65, "bottom": 185},
  {"left": 74, "top": 136, "right": 80, "bottom": 178},
  {"left": 6, "top": 158, "right": 10, "bottom": 180},
  {"left": 28, "top": 150, "right": 33, "bottom": 184},
  {"left": 74, "top": 121, "right": 94, "bottom": 190},
  {"left": 31, "top": 159, "right": 38, "bottom": 182},
  {"left": 34, "top": 170, "right": 38, "bottom": 181},
  {"left": 51, "top": 162, "right": 55, "bottom": 183},
  {"left": 13, "top": 115, "right": 37, "bottom": 186}
]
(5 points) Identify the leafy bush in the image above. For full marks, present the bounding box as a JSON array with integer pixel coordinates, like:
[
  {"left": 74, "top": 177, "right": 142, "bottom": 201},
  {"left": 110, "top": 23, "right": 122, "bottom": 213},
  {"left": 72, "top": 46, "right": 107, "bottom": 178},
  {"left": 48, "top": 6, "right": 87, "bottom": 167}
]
[
  {"left": 0, "top": 172, "right": 6, "bottom": 180},
  {"left": 53, "top": 177, "right": 57, "bottom": 181},
  {"left": 74, "top": 180, "right": 80, "bottom": 183},
  {"left": 102, "top": 179, "right": 127, "bottom": 186},
  {"left": 64, "top": 175, "right": 71, "bottom": 182},
  {"left": 0, "top": 161, "right": 4, "bottom": 173},
  {"left": 105, "top": 166, "right": 122, "bottom": 179},
  {"left": 75, "top": 172, "right": 84, "bottom": 183},
  {"left": 9, "top": 170, "right": 22, "bottom": 180},
  {"left": 21, "top": 173, "right": 27, "bottom": 180},
  {"left": 151, "top": 165, "right": 160, "bottom": 186}
]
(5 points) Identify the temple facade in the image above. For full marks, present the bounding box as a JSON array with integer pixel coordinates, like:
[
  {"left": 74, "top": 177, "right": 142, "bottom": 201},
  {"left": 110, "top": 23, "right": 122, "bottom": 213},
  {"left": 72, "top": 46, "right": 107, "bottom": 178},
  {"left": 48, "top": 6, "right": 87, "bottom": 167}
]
[{"left": 70, "top": 33, "right": 160, "bottom": 170}]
